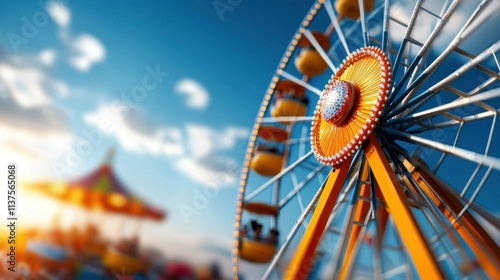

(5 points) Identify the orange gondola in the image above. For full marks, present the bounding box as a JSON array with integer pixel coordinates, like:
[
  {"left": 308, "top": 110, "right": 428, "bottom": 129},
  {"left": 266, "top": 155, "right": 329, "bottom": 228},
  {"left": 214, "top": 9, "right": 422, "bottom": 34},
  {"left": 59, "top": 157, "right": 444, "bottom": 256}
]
[
  {"left": 250, "top": 149, "right": 283, "bottom": 177},
  {"left": 243, "top": 202, "right": 278, "bottom": 216},
  {"left": 239, "top": 202, "right": 278, "bottom": 263},
  {"left": 258, "top": 126, "right": 289, "bottom": 143},
  {"left": 295, "top": 31, "right": 330, "bottom": 77},
  {"left": 239, "top": 238, "right": 276, "bottom": 263},
  {"left": 335, "top": 0, "right": 375, "bottom": 20},
  {"left": 270, "top": 80, "right": 308, "bottom": 120}
]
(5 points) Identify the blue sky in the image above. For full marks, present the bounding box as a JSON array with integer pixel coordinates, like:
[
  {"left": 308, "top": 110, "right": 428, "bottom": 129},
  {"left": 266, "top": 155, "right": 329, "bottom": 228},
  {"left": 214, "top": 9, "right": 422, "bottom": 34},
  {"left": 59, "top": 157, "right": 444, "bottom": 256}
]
[
  {"left": 1, "top": 0, "right": 499, "bottom": 278},
  {"left": 0, "top": 0, "right": 317, "bottom": 275}
]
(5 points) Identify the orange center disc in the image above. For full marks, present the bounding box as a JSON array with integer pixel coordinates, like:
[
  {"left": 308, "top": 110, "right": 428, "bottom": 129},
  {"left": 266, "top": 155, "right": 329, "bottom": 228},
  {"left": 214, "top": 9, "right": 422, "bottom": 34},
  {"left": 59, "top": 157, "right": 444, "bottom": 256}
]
[{"left": 311, "top": 47, "right": 392, "bottom": 166}]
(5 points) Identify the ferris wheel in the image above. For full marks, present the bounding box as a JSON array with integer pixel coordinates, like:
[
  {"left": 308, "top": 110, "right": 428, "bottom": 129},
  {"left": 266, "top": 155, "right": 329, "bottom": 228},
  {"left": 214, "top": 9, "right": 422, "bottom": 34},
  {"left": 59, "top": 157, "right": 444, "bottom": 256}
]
[{"left": 232, "top": 0, "right": 500, "bottom": 279}]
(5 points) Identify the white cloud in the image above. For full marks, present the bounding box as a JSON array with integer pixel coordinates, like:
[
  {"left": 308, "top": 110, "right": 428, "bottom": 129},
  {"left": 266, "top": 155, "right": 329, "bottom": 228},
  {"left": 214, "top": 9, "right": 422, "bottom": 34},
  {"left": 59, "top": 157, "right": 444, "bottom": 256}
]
[
  {"left": 84, "top": 105, "right": 184, "bottom": 157},
  {"left": 46, "top": 0, "right": 71, "bottom": 28},
  {"left": 69, "top": 34, "right": 106, "bottom": 72},
  {"left": 0, "top": 63, "right": 51, "bottom": 107},
  {"left": 186, "top": 124, "right": 249, "bottom": 159},
  {"left": 38, "top": 49, "right": 57, "bottom": 66},
  {"left": 84, "top": 105, "right": 248, "bottom": 187},
  {"left": 0, "top": 55, "right": 71, "bottom": 106},
  {"left": 45, "top": 0, "right": 106, "bottom": 72},
  {"left": 51, "top": 80, "right": 70, "bottom": 97},
  {"left": 175, "top": 79, "right": 210, "bottom": 110},
  {"left": 175, "top": 156, "right": 238, "bottom": 188},
  {"left": 178, "top": 124, "right": 248, "bottom": 187},
  {"left": 0, "top": 77, "right": 73, "bottom": 179}
]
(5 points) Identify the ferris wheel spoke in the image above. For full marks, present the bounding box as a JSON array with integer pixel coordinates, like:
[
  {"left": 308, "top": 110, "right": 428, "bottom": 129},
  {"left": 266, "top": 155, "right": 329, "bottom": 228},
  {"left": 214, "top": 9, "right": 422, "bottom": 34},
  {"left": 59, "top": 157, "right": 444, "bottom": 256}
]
[
  {"left": 290, "top": 171, "right": 307, "bottom": 214},
  {"left": 386, "top": 1, "right": 496, "bottom": 117},
  {"left": 382, "top": 128, "right": 500, "bottom": 171},
  {"left": 385, "top": 40, "right": 500, "bottom": 120},
  {"left": 387, "top": 87, "right": 500, "bottom": 126},
  {"left": 261, "top": 116, "right": 314, "bottom": 124},
  {"left": 390, "top": 0, "right": 462, "bottom": 106},
  {"left": 384, "top": 218, "right": 415, "bottom": 280},
  {"left": 381, "top": 0, "right": 390, "bottom": 52},
  {"left": 335, "top": 160, "right": 374, "bottom": 279},
  {"left": 369, "top": 171, "right": 386, "bottom": 279},
  {"left": 324, "top": 0, "right": 350, "bottom": 54},
  {"left": 262, "top": 174, "right": 327, "bottom": 280},
  {"left": 454, "top": 164, "right": 493, "bottom": 223},
  {"left": 385, "top": 144, "right": 475, "bottom": 269},
  {"left": 244, "top": 151, "right": 314, "bottom": 202},
  {"left": 378, "top": 138, "right": 481, "bottom": 278},
  {"left": 398, "top": 83, "right": 499, "bottom": 131},
  {"left": 433, "top": 122, "right": 463, "bottom": 173},
  {"left": 304, "top": 29, "right": 338, "bottom": 73},
  {"left": 278, "top": 165, "right": 325, "bottom": 209},
  {"left": 284, "top": 136, "right": 312, "bottom": 146},
  {"left": 386, "top": 0, "right": 424, "bottom": 106},
  {"left": 357, "top": 0, "right": 369, "bottom": 47},
  {"left": 405, "top": 110, "right": 498, "bottom": 134},
  {"left": 278, "top": 70, "right": 323, "bottom": 96},
  {"left": 400, "top": 155, "right": 500, "bottom": 275},
  {"left": 417, "top": 166, "right": 500, "bottom": 229}
]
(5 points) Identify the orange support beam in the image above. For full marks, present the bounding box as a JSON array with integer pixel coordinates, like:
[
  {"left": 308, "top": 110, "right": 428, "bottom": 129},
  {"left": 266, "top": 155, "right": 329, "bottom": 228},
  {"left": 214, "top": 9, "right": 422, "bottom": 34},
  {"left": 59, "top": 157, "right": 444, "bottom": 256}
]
[
  {"left": 374, "top": 187, "right": 389, "bottom": 239},
  {"left": 285, "top": 158, "right": 352, "bottom": 279},
  {"left": 364, "top": 135, "right": 444, "bottom": 279},
  {"left": 338, "top": 162, "right": 372, "bottom": 279},
  {"left": 403, "top": 159, "right": 500, "bottom": 279}
]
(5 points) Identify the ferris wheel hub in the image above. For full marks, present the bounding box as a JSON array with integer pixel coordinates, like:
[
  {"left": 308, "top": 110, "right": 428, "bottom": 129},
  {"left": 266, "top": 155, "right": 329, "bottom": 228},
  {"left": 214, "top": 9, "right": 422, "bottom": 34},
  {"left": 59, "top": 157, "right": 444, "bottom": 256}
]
[
  {"left": 320, "top": 80, "right": 357, "bottom": 125},
  {"left": 311, "top": 47, "right": 392, "bottom": 166}
]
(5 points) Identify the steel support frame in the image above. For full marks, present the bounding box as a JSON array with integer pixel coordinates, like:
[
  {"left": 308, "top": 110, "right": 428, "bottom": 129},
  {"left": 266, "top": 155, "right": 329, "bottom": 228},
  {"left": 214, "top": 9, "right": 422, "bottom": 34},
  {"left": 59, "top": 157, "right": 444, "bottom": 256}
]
[
  {"left": 404, "top": 159, "right": 500, "bottom": 278},
  {"left": 285, "top": 158, "right": 353, "bottom": 279}
]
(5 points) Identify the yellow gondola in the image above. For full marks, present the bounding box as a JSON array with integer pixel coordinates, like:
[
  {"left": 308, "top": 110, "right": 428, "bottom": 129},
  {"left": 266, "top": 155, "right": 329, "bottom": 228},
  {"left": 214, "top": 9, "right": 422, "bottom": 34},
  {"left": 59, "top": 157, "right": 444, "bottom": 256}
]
[
  {"left": 271, "top": 99, "right": 308, "bottom": 118},
  {"left": 239, "top": 238, "right": 276, "bottom": 263},
  {"left": 335, "top": 0, "right": 375, "bottom": 20},
  {"left": 250, "top": 151, "right": 283, "bottom": 177},
  {"left": 270, "top": 80, "right": 308, "bottom": 120},
  {"left": 102, "top": 247, "right": 146, "bottom": 274},
  {"left": 295, "top": 31, "right": 330, "bottom": 77}
]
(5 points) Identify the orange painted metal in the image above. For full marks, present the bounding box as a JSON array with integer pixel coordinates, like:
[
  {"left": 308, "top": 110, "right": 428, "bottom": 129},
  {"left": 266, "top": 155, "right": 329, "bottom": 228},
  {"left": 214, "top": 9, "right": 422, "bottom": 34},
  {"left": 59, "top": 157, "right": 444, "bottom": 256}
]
[
  {"left": 338, "top": 161, "right": 372, "bottom": 279},
  {"left": 403, "top": 159, "right": 500, "bottom": 279},
  {"left": 364, "top": 135, "right": 443, "bottom": 279},
  {"left": 285, "top": 158, "right": 352, "bottom": 279}
]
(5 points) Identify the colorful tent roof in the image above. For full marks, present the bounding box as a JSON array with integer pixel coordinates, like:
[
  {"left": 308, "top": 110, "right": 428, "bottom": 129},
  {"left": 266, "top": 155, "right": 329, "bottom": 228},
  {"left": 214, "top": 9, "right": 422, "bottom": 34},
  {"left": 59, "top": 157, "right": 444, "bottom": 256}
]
[{"left": 30, "top": 150, "right": 165, "bottom": 221}]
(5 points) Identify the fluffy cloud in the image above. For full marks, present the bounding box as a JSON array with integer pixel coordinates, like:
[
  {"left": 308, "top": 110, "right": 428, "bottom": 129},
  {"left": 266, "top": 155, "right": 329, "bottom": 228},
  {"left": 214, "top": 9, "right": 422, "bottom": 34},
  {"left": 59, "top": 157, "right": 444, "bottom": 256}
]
[
  {"left": 38, "top": 49, "right": 57, "bottom": 66},
  {"left": 179, "top": 124, "right": 248, "bottom": 187},
  {"left": 0, "top": 63, "right": 51, "bottom": 107},
  {"left": 46, "top": 0, "right": 71, "bottom": 28},
  {"left": 84, "top": 105, "right": 249, "bottom": 187},
  {"left": 175, "top": 156, "right": 239, "bottom": 188},
  {"left": 68, "top": 34, "right": 106, "bottom": 72},
  {"left": 186, "top": 124, "right": 248, "bottom": 159},
  {"left": 45, "top": 1, "right": 106, "bottom": 72},
  {"left": 0, "top": 61, "right": 73, "bottom": 179},
  {"left": 84, "top": 105, "right": 184, "bottom": 156},
  {"left": 175, "top": 79, "right": 210, "bottom": 110}
]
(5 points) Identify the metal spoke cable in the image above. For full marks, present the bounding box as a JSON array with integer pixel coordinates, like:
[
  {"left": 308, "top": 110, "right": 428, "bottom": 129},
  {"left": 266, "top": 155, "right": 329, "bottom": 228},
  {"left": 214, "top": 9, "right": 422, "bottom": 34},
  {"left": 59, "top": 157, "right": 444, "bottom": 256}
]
[{"left": 304, "top": 29, "right": 338, "bottom": 73}]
